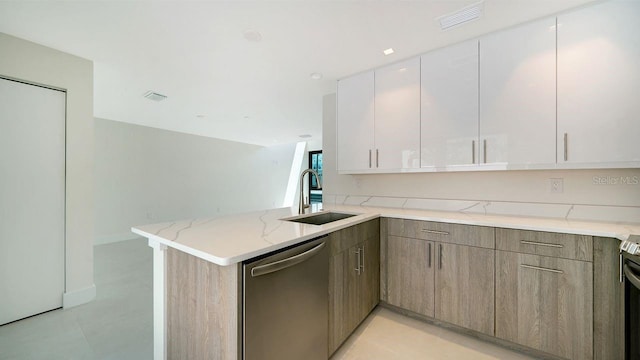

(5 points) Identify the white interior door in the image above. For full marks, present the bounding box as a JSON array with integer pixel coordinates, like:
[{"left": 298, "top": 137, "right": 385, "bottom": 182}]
[{"left": 0, "top": 78, "right": 65, "bottom": 325}]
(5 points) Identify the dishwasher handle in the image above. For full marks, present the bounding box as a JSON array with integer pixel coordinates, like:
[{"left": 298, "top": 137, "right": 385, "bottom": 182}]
[
  {"left": 251, "top": 242, "right": 326, "bottom": 277},
  {"left": 625, "top": 263, "right": 640, "bottom": 290}
]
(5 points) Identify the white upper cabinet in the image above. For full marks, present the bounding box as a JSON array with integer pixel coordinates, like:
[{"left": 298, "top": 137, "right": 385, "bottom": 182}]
[
  {"left": 374, "top": 57, "right": 421, "bottom": 171},
  {"left": 479, "top": 17, "right": 557, "bottom": 167},
  {"left": 557, "top": 0, "right": 640, "bottom": 166},
  {"left": 337, "top": 71, "right": 375, "bottom": 172},
  {"left": 421, "top": 40, "right": 479, "bottom": 169}
]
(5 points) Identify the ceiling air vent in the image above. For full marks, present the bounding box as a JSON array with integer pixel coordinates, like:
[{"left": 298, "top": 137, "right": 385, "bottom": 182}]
[
  {"left": 143, "top": 91, "right": 167, "bottom": 101},
  {"left": 437, "top": 1, "right": 484, "bottom": 31}
]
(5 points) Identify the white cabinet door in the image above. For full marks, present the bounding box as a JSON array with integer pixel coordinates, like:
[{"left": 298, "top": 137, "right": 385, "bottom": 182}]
[
  {"left": 421, "top": 40, "right": 479, "bottom": 168},
  {"left": 0, "top": 78, "right": 65, "bottom": 325},
  {"left": 337, "top": 71, "right": 375, "bottom": 172},
  {"left": 374, "top": 57, "right": 421, "bottom": 171},
  {"left": 479, "top": 17, "right": 557, "bottom": 167},
  {"left": 557, "top": 0, "right": 640, "bottom": 166}
]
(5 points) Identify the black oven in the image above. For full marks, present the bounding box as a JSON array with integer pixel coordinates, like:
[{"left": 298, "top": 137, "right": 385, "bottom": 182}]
[{"left": 624, "top": 251, "right": 640, "bottom": 359}]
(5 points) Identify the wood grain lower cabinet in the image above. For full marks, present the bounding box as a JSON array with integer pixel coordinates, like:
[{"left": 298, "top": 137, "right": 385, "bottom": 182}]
[
  {"left": 386, "top": 236, "right": 435, "bottom": 317},
  {"left": 435, "top": 243, "right": 495, "bottom": 336},
  {"left": 328, "top": 220, "right": 380, "bottom": 355},
  {"left": 359, "top": 237, "right": 380, "bottom": 320},
  {"left": 328, "top": 243, "right": 360, "bottom": 355},
  {"left": 496, "top": 250, "right": 593, "bottom": 359},
  {"left": 166, "top": 248, "right": 241, "bottom": 360},
  {"left": 386, "top": 236, "right": 494, "bottom": 336}
]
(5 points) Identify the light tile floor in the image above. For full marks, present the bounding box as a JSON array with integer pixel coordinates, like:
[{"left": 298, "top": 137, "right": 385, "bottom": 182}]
[
  {"left": 1, "top": 238, "right": 534, "bottom": 360},
  {"left": 0, "top": 238, "right": 153, "bottom": 360},
  {"left": 331, "top": 307, "right": 535, "bottom": 360}
]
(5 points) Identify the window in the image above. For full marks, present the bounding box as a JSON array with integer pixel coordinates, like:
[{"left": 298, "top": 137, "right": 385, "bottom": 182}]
[{"left": 308, "top": 150, "right": 322, "bottom": 204}]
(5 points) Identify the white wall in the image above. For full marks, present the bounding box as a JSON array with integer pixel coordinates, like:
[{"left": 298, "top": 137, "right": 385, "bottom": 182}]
[
  {"left": 323, "top": 93, "right": 640, "bottom": 223},
  {"left": 94, "top": 118, "right": 298, "bottom": 244},
  {"left": 0, "top": 32, "right": 95, "bottom": 305}
]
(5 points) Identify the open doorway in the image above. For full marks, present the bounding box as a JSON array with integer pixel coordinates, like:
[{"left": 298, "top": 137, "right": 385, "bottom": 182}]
[{"left": 308, "top": 150, "right": 322, "bottom": 204}]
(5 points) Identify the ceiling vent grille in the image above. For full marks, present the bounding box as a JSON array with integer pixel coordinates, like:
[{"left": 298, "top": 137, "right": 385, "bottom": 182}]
[
  {"left": 437, "top": 1, "right": 484, "bottom": 31},
  {"left": 143, "top": 91, "right": 167, "bottom": 101}
]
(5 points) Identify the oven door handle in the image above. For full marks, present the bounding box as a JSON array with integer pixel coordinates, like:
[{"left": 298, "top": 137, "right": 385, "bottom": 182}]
[{"left": 624, "top": 264, "right": 640, "bottom": 290}]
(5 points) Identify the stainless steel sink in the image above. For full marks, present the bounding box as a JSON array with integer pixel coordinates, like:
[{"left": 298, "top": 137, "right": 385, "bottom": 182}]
[{"left": 285, "top": 212, "right": 357, "bottom": 225}]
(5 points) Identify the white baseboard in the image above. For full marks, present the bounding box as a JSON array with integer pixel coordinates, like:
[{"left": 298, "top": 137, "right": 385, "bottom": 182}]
[
  {"left": 95, "top": 232, "right": 141, "bottom": 245},
  {"left": 63, "top": 284, "right": 96, "bottom": 308}
]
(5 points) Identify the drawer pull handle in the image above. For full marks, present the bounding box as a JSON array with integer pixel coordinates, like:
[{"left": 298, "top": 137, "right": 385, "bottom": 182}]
[
  {"left": 520, "top": 264, "right": 563, "bottom": 274},
  {"left": 421, "top": 229, "right": 450, "bottom": 236},
  {"left": 520, "top": 240, "right": 564, "bottom": 248}
]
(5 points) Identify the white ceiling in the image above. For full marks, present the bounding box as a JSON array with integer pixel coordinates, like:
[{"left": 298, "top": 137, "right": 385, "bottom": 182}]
[{"left": 0, "top": 0, "right": 596, "bottom": 146}]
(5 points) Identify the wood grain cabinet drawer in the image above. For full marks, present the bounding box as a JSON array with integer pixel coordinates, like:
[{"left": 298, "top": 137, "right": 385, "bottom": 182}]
[
  {"left": 496, "top": 250, "right": 593, "bottom": 359},
  {"left": 328, "top": 219, "right": 380, "bottom": 256},
  {"left": 496, "top": 228, "right": 592, "bottom": 261},
  {"left": 386, "top": 218, "right": 494, "bottom": 249}
]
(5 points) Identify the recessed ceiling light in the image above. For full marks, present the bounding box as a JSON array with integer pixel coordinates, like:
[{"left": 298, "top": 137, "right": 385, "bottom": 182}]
[
  {"left": 196, "top": 114, "right": 206, "bottom": 118},
  {"left": 299, "top": 134, "right": 312, "bottom": 138},
  {"left": 437, "top": 1, "right": 484, "bottom": 31},
  {"left": 243, "top": 30, "right": 262, "bottom": 42},
  {"left": 310, "top": 73, "right": 323, "bottom": 80},
  {"left": 383, "top": 48, "right": 395, "bottom": 56},
  {"left": 143, "top": 91, "right": 167, "bottom": 101}
]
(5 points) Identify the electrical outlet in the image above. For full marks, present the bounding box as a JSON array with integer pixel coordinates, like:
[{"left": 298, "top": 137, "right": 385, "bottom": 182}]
[{"left": 550, "top": 178, "right": 564, "bottom": 193}]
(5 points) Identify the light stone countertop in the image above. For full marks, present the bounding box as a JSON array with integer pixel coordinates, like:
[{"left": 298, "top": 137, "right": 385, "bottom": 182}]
[{"left": 132, "top": 203, "right": 640, "bottom": 266}]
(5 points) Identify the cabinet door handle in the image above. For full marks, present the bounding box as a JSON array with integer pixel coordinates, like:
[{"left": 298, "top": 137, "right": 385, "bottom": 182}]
[
  {"left": 520, "top": 264, "right": 563, "bottom": 274},
  {"left": 438, "top": 244, "right": 443, "bottom": 270},
  {"left": 421, "top": 229, "right": 449, "bottom": 236},
  {"left": 360, "top": 246, "right": 365, "bottom": 272},
  {"left": 428, "top": 243, "right": 432, "bottom": 268},
  {"left": 563, "top": 133, "right": 568, "bottom": 161},
  {"left": 620, "top": 252, "right": 624, "bottom": 283},
  {"left": 472, "top": 140, "right": 476, "bottom": 164},
  {"left": 483, "top": 139, "right": 487, "bottom": 163},
  {"left": 376, "top": 149, "right": 379, "bottom": 168},
  {"left": 369, "top": 150, "right": 372, "bottom": 168},
  {"left": 520, "top": 240, "right": 564, "bottom": 248},
  {"left": 354, "top": 248, "right": 361, "bottom": 275}
]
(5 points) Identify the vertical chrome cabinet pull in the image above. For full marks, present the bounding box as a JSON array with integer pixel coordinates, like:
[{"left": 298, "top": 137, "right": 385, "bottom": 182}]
[
  {"left": 620, "top": 252, "right": 624, "bottom": 283},
  {"left": 360, "top": 246, "right": 365, "bottom": 272},
  {"left": 483, "top": 139, "right": 487, "bottom": 163},
  {"left": 438, "top": 244, "right": 443, "bottom": 270},
  {"left": 376, "top": 149, "right": 379, "bottom": 168},
  {"left": 428, "top": 243, "right": 432, "bottom": 268},
  {"left": 472, "top": 140, "right": 476, "bottom": 164},
  {"left": 563, "top": 133, "right": 568, "bottom": 161},
  {"left": 369, "top": 150, "right": 372, "bottom": 168},
  {"left": 354, "top": 248, "right": 361, "bottom": 275}
]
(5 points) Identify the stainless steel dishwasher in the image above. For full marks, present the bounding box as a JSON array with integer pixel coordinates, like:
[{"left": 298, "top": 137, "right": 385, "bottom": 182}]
[{"left": 243, "top": 236, "right": 328, "bottom": 360}]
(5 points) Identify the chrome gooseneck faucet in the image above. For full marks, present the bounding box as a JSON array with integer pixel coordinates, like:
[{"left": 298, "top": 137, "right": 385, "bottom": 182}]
[{"left": 298, "top": 169, "right": 321, "bottom": 214}]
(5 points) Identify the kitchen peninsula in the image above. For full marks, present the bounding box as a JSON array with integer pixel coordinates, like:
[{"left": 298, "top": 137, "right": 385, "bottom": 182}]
[{"left": 133, "top": 203, "right": 640, "bottom": 360}]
